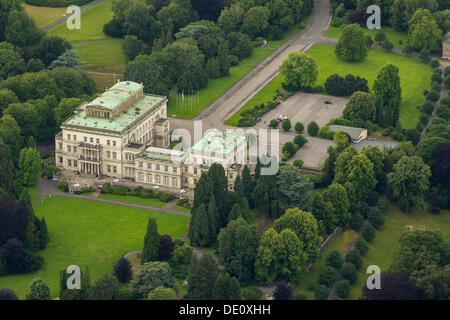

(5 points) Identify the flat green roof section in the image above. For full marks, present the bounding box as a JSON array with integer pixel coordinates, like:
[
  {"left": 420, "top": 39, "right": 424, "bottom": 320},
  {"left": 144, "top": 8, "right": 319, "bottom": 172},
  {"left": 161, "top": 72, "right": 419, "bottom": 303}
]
[
  {"left": 190, "top": 129, "right": 247, "bottom": 157},
  {"left": 62, "top": 94, "right": 166, "bottom": 135},
  {"left": 86, "top": 81, "right": 143, "bottom": 111}
]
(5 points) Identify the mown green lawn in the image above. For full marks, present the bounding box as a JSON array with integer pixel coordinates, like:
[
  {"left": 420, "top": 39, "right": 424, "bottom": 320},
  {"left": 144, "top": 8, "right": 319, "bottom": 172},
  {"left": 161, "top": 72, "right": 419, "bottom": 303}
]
[
  {"left": 347, "top": 204, "right": 450, "bottom": 300},
  {"left": 225, "top": 74, "right": 285, "bottom": 126},
  {"left": 326, "top": 26, "right": 408, "bottom": 49},
  {"left": 73, "top": 39, "right": 126, "bottom": 72},
  {"left": 0, "top": 195, "right": 190, "bottom": 299},
  {"left": 167, "top": 65, "right": 255, "bottom": 118},
  {"left": 173, "top": 205, "right": 191, "bottom": 213},
  {"left": 23, "top": 3, "right": 67, "bottom": 28},
  {"left": 47, "top": 0, "right": 113, "bottom": 41},
  {"left": 240, "top": 48, "right": 274, "bottom": 65},
  {"left": 97, "top": 193, "right": 167, "bottom": 208},
  {"left": 307, "top": 45, "right": 432, "bottom": 129},
  {"left": 293, "top": 229, "right": 358, "bottom": 299}
]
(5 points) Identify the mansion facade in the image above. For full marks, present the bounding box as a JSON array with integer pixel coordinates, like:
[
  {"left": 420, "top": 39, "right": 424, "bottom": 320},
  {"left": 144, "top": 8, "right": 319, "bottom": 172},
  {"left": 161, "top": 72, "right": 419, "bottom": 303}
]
[{"left": 55, "top": 81, "right": 247, "bottom": 198}]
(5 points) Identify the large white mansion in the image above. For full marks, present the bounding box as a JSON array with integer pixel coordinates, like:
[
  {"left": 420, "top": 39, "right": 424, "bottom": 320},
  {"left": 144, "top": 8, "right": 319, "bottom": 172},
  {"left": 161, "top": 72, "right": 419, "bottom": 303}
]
[{"left": 55, "top": 81, "right": 247, "bottom": 198}]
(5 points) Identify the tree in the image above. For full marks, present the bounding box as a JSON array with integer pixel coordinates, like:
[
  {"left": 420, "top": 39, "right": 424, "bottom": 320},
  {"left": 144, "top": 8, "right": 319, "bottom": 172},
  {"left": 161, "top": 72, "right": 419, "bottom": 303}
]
[
  {"left": 26, "top": 35, "right": 71, "bottom": 66},
  {"left": 0, "top": 288, "right": 18, "bottom": 300},
  {"left": 17, "top": 147, "right": 40, "bottom": 187},
  {"left": 0, "top": 140, "right": 15, "bottom": 195},
  {"left": 0, "top": 194, "right": 28, "bottom": 246},
  {"left": 59, "top": 266, "right": 90, "bottom": 300},
  {"left": 311, "top": 192, "right": 338, "bottom": 237},
  {"left": 113, "top": 257, "right": 132, "bottom": 283},
  {"left": 373, "top": 63, "right": 401, "bottom": 127},
  {"left": 269, "top": 119, "right": 279, "bottom": 128},
  {"left": 241, "top": 6, "right": 270, "bottom": 38},
  {"left": 5, "top": 10, "right": 42, "bottom": 48},
  {"left": 335, "top": 280, "right": 351, "bottom": 298},
  {"left": 281, "top": 118, "right": 291, "bottom": 131},
  {"left": 282, "top": 141, "right": 297, "bottom": 159},
  {"left": 189, "top": 203, "right": 214, "bottom": 247},
  {"left": 252, "top": 171, "right": 277, "bottom": 217},
  {"left": 416, "top": 137, "right": 448, "bottom": 166},
  {"left": 391, "top": 230, "right": 444, "bottom": 277},
  {"left": 124, "top": 54, "right": 169, "bottom": 95},
  {"left": 4, "top": 102, "right": 39, "bottom": 138},
  {"left": 333, "top": 131, "right": 349, "bottom": 152},
  {"left": 217, "top": 217, "right": 258, "bottom": 284},
  {"left": 241, "top": 165, "right": 254, "bottom": 207},
  {"left": 187, "top": 254, "right": 219, "bottom": 299},
  {"left": 324, "top": 183, "right": 350, "bottom": 227},
  {"left": 293, "top": 134, "right": 307, "bottom": 148},
  {"left": 276, "top": 165, "right": 313, "bottom": 211},
  {"left": 49, "top": 50, "right": 78, "bottom": 69},
  {"left": 341, "top": 263, "right": 357, "bottom": 284},
  {"left": 88, "top": 275, "right": 120, "bottom": 300},
  {"left": 362, "top": 223, "right": 376, "bottom": 242},
  {"left": 314, "top": 284, "right": 329, "bottom": 300},
  {"left": 25, "top": 278, "right": 51, "bottom": 300},
  {"left": 390, "top": 0, "right": 439, "bottom": 31},
  {"left": 142, "top": 217, "right": 160, "bottom": 263},
  {"left": 131, "top": 261, "right": 176, "bottom": 299},
  {"left": 334, "top": 150, "right": 376, "bottom": 204},
  {"left": 408, "top": 8, "right": 442, "bottom": 51},
  {"left": 279, "top": 52, "right": 318, "bottom": 89},
  {"left": 345, "top": 249, "right": 363, "bottom": 270},
  {"left": 343, "top": 91, "right": 376, "bottom": 122},
  {"left": 122, "top": 35, "right": 148, "bottom": 61},
  {"left": 273, "top": 208, "right": 322, "bottom": 265},
  {"left": 273, "top": 281, "right": 293, "bottom": 300},
  {"left": 335, "top": 24, "right": 368, "bottom": 62},
  {"left": 158, "top": 234, "right": 175, "bottom": 261},
  {"left": 387, "top": 155, "right": 431, "bottom": 212},
  {"left": 374, "top": 30, "right": 387, "bottom": 43},
  {"left": 362, "top": 271, "right": 422, "bottom": 300},
  {"left": 326, "top": 250, "right": 344, "bottom": 270},
  {"left": 318, "top": 266, "right": 338, "bottom": 287},
  {"left": 255, "top": 228, "right": 305, "bottom": 283},
  {"left": 307, "top": 121, "right": 319, "bottom": 136},
  {"left": 217, "top": 41, "right": 230, "bottom": 77},
  {"left": 148, "top": 287, "right": 178, "bottom": 300},
  {"left": 294, "top": 121, "right": 304, "bottom": 133},
  {"left": 212, "top": 272, "right": 241, "bottom": 300}
]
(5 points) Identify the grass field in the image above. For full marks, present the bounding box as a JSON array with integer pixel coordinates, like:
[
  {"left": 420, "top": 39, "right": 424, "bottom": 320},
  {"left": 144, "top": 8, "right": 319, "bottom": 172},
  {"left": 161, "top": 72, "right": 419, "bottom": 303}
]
[
  {"left": 73, "top": 39, "right": 126, "bottom": 72},
  {"left": 167, "top": 65, "right": 255, "bottom": 118},
  {"left": 225, "top": 74, "right": 285, "bottom": 125},
  {"left": 28, "top": 185, "right": 39, "bottom": 203},
  {"left": 293, "top": 229, "right": 358, "bottom": 299},
  {"left": 173, "top": 205, "right": 191, "bottom": 213},
  {"left": 23, "top": 3, "right": 67, "bottom": 28},
  {"left": 326, "top": 26, "right": 408, "bottom": 49},
  {"left": 86, "top": 71, "right": 120, "bottom": 90},
  {"left": 48, "top": 0, "right": 113, "bottom": 42},
  {"left": 347, "top": 204, "right": 450, "bottom": 300},
  {"left": 97, "top": 193, "right": 167, "bottom": 208},
  {"left": 0, "top": 195, "right": 190, "bottom": 299},
  {"left": 240, "top": 48, "right": 274, "bottom": 65},
  {"left": 307, "top": 45, "right": 432, "bottom": 129}
]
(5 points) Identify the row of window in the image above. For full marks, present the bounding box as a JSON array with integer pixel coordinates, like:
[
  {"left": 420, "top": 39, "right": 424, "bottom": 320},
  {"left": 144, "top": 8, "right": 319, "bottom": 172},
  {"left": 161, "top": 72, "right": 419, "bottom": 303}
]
[
  {"left": 66, "top": 133, "right": 117, "bottom": 147},
  {"left": 138, "top": 162, "right": 178, "bottom": 173},
  {"left": 137, "top": 173, "right": 178, "bottom": 187}
]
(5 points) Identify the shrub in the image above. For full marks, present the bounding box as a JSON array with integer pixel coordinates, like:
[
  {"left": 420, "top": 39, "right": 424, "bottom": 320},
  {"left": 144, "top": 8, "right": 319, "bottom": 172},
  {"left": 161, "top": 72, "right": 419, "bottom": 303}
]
[
  {"left": 349, "top": 212, "right": 363, "bottom": 231},
  {"left": 426, "top": 90, "right": 440, "bottom": 102},
  {"left": 345, "top": 249, "right": 362, "bottom": 270},
  {"left": 293, "top": 134, "right": 308, "bottom": 148},
  {"left": 111, "top": 185, "right": 128, "bottom": 195},
  {"left": 367, "top": 207, "right": 384, "bottom": 229},
  {"left": 294, "top": 121, "right": 304, "bottom": 133},
  {"left": 354, "top": 238, "right": 369, "bottom": 255},
  {"left": 282, "top": 142, "right": 297, "bottom": 160},
  {"left": 176, "top": 199, "right": 190, "bottom": 209},
  {"left": 274, "top": 281, "right": 293, "bottom": 300},
  {"left": 419, "top": 48, "right": 431, "bottom": 63},
  {"left": 314, "top": 284, "right": 329, "bottom": 300},
  {"left": 381, "top": 40, "right": 394, "bottom": 51},
  {"left": 421, "top": 101, "right": 435, "bottom": 115},
  {"left": 281, "top": 119, "right": 291, "bottom": 132},
  {"left": 157, "top": 192, "right": 174, "bottom": 202},
  {"left": 318, "top": 266, "right": 338, "bottom": 287},
  {"left": 293, "top": 159, "right": 304, "bottom": 168},
  {"left": 362, "top": 223, "right": 376, "bottom": 242},
  {"left": 326, "top": 250, "right": 343, "bottom": 270},
  {"left": 341, "top": 263, "right": 357, "bottom": 284},
  {"left": 241, "top": 287, "right": 263, "bottom": 300},
  {"left": 58, "top": 179, "right": 68, "bottom": 192},
  {"left": 269, "top": 119, "right": 279, "bottom": 128},
  {"left": 237, "top": 117, "right": 256, "bottom": 127},
  {"left": 0, "top": 288, "right": 18, "bottom": 300},
  {"left": 430, "top": 59, "right": 440, "bottom": 68},
  {"left": 42, "top": 164, "right": 59, "bottom": 179},
  {"left": 293, "top": 292, "right": 307, "bottom": 300},
  {"left": 102, "top": 182, "right": 112, "bottom": 194},
  {"left": 113, "top": 257, "right": 132, "bottom": 283},
  {"left": 307, "top": 121, "right": 319, "bottom": 136},
  {"left": 335, "top": 280, "right": 351, "bottom": 298}
]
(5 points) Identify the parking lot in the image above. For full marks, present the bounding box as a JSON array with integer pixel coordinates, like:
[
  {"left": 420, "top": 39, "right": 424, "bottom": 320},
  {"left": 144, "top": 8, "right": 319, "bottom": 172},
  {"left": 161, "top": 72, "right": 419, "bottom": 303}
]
[{"left": 254, "top": 92, "right": 348, "bottom": 128}]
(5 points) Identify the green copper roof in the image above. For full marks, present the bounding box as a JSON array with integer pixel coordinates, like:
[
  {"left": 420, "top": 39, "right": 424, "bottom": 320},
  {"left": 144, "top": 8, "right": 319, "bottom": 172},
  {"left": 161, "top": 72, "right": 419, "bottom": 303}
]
[
  {"left": 137, "top": 147, "right": 186, "bottom": 164},
  {"left": 85, "top": 81, "right": 143, "bottom": 111},
  {"left": 190, "top": 129, "right": 247, "bottom": 156},
  {"left": 62, "top": 94, "right": 166, "bottom": 135}
]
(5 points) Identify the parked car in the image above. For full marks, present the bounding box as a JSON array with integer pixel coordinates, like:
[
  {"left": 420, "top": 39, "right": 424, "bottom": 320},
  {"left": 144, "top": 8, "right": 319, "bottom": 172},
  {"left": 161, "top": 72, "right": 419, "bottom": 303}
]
[
  {"left": 255, "top": 117, "right": 262, "bottom": 122},
  {"left": 324, "top": 100, "right": 332, "bottom": 104}
]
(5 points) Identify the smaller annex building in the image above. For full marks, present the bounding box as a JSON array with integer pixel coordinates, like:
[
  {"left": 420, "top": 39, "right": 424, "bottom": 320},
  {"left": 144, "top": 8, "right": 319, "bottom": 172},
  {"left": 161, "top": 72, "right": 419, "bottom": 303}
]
[{"left": 328, "top": 125, "right": 368, "bottom": 143}]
